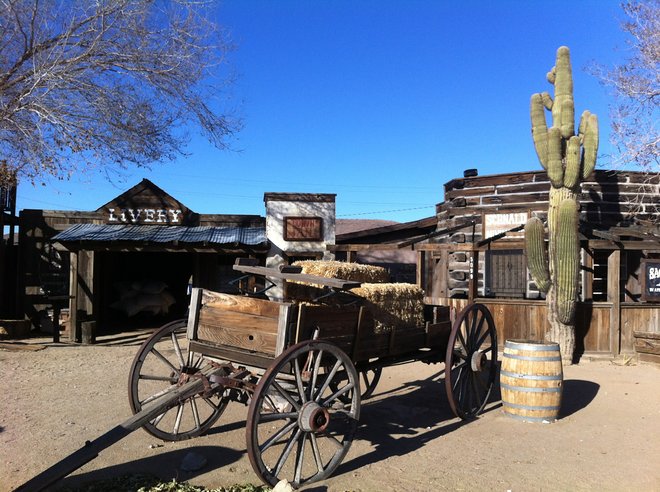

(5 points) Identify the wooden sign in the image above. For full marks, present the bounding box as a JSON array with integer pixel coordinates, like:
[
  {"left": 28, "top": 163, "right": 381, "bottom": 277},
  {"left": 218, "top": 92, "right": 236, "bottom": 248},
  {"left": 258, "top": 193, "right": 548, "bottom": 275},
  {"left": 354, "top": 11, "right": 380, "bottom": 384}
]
[
  {"left": 483, "top": 212, "right": 528, "bottom": 239},
  {"left": 641, "top": 259, "right": 660, "bottom": 302},
  {"left": 284, "top": 217, "right": 323, "bottom": 241}
]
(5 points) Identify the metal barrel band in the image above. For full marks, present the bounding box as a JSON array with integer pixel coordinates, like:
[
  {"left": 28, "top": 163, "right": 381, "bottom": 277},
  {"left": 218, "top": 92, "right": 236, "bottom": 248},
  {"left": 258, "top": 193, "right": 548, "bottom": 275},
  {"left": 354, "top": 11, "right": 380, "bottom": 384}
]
[
  {"left": 500, "top": 370, "right": 563, "bottom": 380},
  {"left": 504, "top": 342, "right": 560, "bottom": 351},
  {"left": 502, "top": 401, "right": 561, "bottom": 411},
  {"left": 500, "top": 382, "right": 562, "bottom": 393},
  {"left": 502, "top": 411, "right": 559, "bottom": 422},
  {"left": 502, "top": 354, "right": 562, "bottom": 362}
]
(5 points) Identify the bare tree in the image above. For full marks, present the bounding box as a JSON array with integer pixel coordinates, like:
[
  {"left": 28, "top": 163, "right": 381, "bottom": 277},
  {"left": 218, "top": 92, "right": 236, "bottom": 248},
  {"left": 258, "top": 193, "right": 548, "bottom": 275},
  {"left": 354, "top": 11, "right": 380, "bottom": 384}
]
[
  {"left": 0, "top": 0, "right": 239, "bottom": 187},
  {"left": 593, "top": 1, "right": 659, "bottom": 174}
]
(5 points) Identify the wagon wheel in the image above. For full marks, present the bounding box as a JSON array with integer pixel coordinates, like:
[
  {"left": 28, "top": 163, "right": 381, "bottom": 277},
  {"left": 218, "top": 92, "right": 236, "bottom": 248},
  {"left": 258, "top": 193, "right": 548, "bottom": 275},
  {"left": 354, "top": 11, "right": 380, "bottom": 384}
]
[
  {"left": 128, "top": 319, "right": 229, "bottom": 441},
  {"left": 246, "top": 340, "right": 361, "bottom": 488},
  {"left": 445, "top": 303, "right": 497, "bottom": 420}
]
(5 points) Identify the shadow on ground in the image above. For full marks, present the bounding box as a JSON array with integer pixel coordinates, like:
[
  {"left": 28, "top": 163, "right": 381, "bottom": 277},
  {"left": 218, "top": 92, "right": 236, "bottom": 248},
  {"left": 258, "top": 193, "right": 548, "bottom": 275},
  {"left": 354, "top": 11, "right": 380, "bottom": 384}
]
[
  {"left": 52, "top": 445, "right": 243, "bottom": 491},
  {"left": 560, "top": 379, "right": 600, "bottom": 417}
]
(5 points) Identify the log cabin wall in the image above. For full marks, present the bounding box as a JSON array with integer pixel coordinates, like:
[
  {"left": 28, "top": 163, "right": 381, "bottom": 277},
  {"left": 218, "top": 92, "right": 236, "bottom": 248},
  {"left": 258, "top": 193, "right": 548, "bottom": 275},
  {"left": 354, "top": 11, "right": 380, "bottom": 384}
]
[
  {"left": 425, "top": 169, "right": 660, "bottom": 359},
  {"left": 433, "top": 169, "right": 660, "bottom": 299}
]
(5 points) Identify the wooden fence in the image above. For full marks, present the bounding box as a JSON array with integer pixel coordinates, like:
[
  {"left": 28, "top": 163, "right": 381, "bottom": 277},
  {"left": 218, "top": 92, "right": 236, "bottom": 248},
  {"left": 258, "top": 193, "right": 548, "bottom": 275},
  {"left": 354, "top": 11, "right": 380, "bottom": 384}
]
[{"left": 426, "top": 297, "right": 660, "bottom": 362}]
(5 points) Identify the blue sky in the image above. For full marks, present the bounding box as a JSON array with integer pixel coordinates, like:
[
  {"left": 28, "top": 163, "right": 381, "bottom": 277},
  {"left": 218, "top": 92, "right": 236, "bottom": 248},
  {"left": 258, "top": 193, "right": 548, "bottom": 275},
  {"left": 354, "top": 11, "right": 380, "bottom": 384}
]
[{"left": 16, "top": 0, "right": 631, "bottom": 222}]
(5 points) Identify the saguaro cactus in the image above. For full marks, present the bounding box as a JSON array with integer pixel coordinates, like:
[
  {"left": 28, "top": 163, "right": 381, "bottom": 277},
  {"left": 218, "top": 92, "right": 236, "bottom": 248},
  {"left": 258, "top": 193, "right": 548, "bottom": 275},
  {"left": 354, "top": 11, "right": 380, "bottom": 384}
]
[{"left": 525, "top": 46, "right": 599, "bottom": 362}]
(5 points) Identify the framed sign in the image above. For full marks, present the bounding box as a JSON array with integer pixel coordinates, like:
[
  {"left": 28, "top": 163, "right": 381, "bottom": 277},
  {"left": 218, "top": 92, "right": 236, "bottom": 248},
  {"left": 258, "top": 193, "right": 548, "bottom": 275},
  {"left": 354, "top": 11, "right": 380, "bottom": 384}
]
[
  {"left": 641, "top": 259, "right": 660, "bottom": 302},
  {"left": 483, "top": 212, "right": 529, "bottom": 240},
  {"left": 284, "top": 217, "right": 323, "bottom": 241}
]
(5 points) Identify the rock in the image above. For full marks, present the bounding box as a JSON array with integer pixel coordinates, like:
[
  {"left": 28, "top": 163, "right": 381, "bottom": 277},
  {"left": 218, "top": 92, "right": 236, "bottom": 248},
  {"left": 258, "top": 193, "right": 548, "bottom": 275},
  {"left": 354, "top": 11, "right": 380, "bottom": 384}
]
[
  {"left": 180, "top": 451, "right": 207, "bottom": 472},
  {"left": 272, "top": 479, "right": 294, "bottom": 492}
]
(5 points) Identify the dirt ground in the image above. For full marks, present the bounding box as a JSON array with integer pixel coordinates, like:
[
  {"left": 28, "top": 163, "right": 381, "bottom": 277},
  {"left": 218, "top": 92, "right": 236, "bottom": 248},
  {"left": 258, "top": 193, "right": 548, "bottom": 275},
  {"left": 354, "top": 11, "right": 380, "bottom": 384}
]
[{"left": 1, "top": 331, "right": 659, "bottom": 492}]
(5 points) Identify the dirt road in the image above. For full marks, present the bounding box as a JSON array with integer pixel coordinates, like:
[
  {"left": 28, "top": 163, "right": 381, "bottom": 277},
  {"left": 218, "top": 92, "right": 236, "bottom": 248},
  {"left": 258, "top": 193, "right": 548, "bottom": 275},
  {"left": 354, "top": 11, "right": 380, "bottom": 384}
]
[{"left": 1, "top": 334, "right": 659, "bottom": 491}]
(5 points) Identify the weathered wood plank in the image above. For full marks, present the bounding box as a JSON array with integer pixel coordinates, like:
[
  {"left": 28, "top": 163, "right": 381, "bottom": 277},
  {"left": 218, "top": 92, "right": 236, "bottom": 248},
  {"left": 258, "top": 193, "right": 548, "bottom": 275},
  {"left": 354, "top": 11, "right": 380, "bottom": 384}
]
[
  {"left": 198, "top": 309, "right": 279, "bottom": 355},
  {"left": 233, "top": 264, "right": 361, "bottom": 290},
  {"left": 633, "top": 333, "right": 660, "bottom": 355},
  {"left": 202, "top": 290, "right": 282, "bottom": 317}
]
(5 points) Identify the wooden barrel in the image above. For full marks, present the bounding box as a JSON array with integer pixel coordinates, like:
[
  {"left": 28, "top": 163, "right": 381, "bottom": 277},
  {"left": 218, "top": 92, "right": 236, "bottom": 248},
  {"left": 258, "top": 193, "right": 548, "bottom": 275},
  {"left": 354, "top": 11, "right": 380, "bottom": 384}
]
[{"left": 500, "top": 339, "right": 563, "bottom": 422}]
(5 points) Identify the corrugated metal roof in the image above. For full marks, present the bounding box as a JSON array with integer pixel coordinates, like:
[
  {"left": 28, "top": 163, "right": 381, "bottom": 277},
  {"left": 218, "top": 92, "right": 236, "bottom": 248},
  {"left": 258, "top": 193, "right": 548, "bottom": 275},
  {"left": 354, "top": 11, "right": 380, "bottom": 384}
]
[{"left": 52, "top": 224, "right": 267, "bottom": 246}]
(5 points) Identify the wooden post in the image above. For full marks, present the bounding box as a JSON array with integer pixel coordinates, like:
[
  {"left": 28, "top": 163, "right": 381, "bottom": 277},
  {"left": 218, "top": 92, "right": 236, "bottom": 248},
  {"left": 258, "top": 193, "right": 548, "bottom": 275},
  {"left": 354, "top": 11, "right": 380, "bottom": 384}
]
[
  {"left": 468, "top": 249, "right": 479, "bottom": 303},
  {"left": 607, "top": 249, "right": 621, "bottom": 356},
  {"left": 583, "top": 248, "right": 594, "bottom": 301},
  {"left": 416, "top": 251, "right": 426, "bottom": 290},
  {"left": 68, "top": 251, "right": 79, "bottom": 342}
]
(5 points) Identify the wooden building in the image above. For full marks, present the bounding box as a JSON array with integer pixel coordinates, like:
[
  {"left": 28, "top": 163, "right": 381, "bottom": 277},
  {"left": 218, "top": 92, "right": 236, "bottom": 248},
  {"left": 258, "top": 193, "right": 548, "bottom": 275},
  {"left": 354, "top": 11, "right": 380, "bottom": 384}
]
[
  {"left": 337, "top": 169, "right": 660, "bottom": 363},
  {"left": 19, "top": 180, "right": 336, "bottom": 340}
]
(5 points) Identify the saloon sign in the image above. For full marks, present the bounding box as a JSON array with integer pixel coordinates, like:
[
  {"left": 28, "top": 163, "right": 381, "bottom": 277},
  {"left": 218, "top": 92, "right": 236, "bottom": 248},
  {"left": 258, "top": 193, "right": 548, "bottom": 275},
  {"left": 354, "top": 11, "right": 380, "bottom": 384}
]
[
  {"left": 107, "top": 208, "right": 184, "bottom": 224},
  {"left": 642, "top": 259, "right": 660, "bottom": 302}
]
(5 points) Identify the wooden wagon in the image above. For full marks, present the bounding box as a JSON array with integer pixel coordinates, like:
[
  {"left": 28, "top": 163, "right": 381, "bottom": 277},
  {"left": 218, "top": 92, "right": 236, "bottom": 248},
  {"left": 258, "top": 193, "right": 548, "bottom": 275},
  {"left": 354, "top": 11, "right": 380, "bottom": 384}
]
[{"left": 21, "top": 260, "right": 498, "bottom": 490}]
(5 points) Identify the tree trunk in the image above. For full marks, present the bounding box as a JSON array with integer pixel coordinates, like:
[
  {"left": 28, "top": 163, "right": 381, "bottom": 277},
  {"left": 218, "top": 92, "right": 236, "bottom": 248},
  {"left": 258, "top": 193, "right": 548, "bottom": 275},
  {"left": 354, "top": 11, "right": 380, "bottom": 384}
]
[{"left": 545, "top": 288, "right": 575, "bottom": 363}]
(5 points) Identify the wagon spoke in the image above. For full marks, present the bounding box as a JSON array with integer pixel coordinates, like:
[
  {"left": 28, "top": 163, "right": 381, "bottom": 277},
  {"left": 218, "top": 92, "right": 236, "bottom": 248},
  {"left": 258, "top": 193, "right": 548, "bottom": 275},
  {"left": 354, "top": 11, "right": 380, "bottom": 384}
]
[
  {"left": 469, "top": 312, "right": 479, "bottom": 346},
  {"left": 259, "top": 419, "right": 298, "bottom": 454},
  {"left": 274, "top": 428, "right": 302, "bottom": 477},
  {"left": 171, "top": 331, "right": 185, "bottom": 368},
  {"left": 190, "top": 398, "right": 201, "bottom": 430},
  {"left": 475, "top": 327, "right": 491, "bottom": 349},
  {"left": 309, "top": 433, "right": 324, "bottom": 475},
  {"left": 272, "top": 380, "right": 301, "bottom": 411},
  {"left": 172, "top": 404, "right": 184, "bottom": 435},
  {"left": 309, "top": 349, "right": 323, "bottom": 401},
  {"left": 452, "top": 363, "right": 466, "bottom": 392},
  {"left": 294, "top": 431, "right": 306, "bottom": 484},
  {"left": 294, "top": 358, "right": 307, "bottom": 404},
  {"left": 314, "top": 359, "right": 342, "bottom": 403},
  {"left": 152, "top": 348, "right": 178, "bottom": 374},
  {"left": 457, "top": 324, "right": 468, "bottom": 350},
  {"left": 321, "top": 381, "right": 355, "bottom": 407}
]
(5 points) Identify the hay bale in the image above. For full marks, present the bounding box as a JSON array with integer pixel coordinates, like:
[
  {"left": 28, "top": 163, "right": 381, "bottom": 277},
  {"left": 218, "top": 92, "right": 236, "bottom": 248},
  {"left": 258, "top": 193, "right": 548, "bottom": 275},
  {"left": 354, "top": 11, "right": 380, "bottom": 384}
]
[
  {"left": 292, "top": 260, "right": 390, "bottom": 283},
  {"left": 350, "top": 283, "right": 425, "bottom": 333}
]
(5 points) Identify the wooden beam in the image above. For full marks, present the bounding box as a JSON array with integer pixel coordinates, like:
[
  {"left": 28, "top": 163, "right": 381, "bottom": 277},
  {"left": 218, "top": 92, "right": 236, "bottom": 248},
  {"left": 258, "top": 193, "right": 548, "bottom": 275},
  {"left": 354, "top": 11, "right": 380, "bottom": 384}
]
[
  {"left": 607, "top": 250, "right": 621, "bottom": 356},
  {"left": 476, "top": 224, "right": 525, "bottom": 247},
  {"left": 468, "top": 250, "right": 479, "bottom": 302},
  {"left": 397, "top": 221, "right": 475, "bottom": 248}
]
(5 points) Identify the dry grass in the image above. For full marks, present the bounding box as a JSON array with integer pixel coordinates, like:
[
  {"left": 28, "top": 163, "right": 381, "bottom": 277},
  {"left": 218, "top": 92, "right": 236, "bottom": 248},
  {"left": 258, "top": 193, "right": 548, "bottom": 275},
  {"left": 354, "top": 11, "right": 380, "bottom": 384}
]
[{"left": 292, "top": 260, "right": 390, "bottom": 283}]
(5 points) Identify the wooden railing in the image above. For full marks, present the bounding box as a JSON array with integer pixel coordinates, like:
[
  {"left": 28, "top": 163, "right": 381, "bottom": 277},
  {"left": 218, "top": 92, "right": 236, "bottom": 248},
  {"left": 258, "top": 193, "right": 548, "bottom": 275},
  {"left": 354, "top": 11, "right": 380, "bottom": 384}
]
[{"left": 424, "top": 297, "right": 660, "bottom": 359}]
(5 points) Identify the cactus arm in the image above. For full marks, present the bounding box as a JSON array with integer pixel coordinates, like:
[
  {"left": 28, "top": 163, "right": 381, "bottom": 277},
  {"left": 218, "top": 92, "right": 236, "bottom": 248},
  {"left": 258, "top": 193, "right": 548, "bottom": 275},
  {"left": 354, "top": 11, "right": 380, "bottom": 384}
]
[
  {"left": 582, "top": 113, "right": 599, "bottom": 179},
  {"left": 563, "top": 136, "right": 581, "bottom": 190},
  {"left": 547, "top": 127, "right": 564, "bottom": 187},
  {"left": 578, "top": 110, "right": 591, "bottom": 139},
  {"left": 555, "top": 199, "right": 580, "bottom": 324},
  {"left": 541, "top": 92, "right": 553, "bottom": 110},
  {"left": 552, "top": 46, "right": 575, "bottom": 139},
  {"left": 531, "top": 93, "right": 549, "bottom": 169},
  {"left": 525, "top": 217, "right": 551, "bottom": 293}
]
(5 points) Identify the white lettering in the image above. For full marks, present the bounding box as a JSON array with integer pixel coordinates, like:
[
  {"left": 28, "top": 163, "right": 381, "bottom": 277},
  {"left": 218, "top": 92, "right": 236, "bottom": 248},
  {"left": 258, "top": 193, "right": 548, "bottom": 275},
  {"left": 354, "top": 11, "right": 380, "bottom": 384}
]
[
  {"left": 169, "top": 209, "right": 182, "bottom": 223},
  {"left": 650, "top": 267, "right": 660, "bottom": 280},
  {"left": 108, "top": 208, "right": 183, "bottom": 224},
  {"left": 128, "top": 209, "right": 142, "bottom": 222}
]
